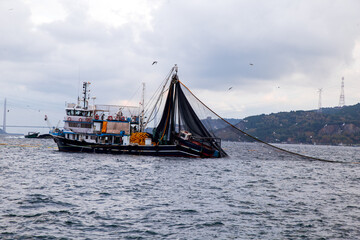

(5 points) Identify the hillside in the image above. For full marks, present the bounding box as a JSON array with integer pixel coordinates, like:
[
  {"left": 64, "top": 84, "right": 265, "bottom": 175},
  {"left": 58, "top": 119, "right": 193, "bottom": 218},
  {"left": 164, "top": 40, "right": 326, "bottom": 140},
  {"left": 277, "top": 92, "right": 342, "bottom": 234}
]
[{"left": 214, "top": 103, "right": 360, "bottom": 145}]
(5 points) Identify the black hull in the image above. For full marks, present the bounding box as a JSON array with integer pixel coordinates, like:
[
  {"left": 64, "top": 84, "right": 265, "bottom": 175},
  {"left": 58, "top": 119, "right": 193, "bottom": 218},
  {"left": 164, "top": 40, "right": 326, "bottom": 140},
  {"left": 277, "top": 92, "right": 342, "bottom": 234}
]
[{"left": 53, "top": 136, "right": 221, "bottom": 158}]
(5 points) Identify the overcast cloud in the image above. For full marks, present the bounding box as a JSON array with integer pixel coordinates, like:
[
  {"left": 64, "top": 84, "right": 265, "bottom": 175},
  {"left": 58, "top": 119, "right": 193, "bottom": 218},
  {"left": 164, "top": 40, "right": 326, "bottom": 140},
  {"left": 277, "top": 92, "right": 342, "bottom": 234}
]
[{"left": 1, "top": 0, "right": 360, "bottom": 132}]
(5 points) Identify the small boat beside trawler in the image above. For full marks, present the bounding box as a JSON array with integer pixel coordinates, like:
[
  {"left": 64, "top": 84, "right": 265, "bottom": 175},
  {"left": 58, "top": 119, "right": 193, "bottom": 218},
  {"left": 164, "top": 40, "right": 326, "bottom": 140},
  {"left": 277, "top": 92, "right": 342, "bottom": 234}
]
[
  {"left": 24, "top": 132, "right": 40, "bottom": 138},
  {"left": 52, "top": 65, "right": 227, "bottom": 158}
]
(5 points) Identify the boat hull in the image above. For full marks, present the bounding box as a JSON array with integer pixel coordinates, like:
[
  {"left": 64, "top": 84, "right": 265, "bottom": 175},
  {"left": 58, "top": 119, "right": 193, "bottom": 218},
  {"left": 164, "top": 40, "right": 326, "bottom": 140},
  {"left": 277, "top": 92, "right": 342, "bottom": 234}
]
[{"left": 53, "top": 136, "right": 220, "bottom": 158}]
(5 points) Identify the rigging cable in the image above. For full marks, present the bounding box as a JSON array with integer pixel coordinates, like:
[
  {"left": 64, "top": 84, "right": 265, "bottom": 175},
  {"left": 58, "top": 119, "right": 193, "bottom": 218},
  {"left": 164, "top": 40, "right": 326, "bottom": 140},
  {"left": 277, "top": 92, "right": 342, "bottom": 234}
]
[
  {"left": 144, "top": 67, "right": 175, "bottom": 129},
  {"left": 178, "top": 80, "right": 359, "bottom": 164}
]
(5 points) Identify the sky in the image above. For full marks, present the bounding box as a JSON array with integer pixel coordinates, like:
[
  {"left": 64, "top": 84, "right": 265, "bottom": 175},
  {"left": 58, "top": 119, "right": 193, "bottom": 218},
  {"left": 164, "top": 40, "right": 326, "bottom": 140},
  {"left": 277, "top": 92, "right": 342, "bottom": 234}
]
[{"left": 1, "top": 0, "right": 360, "bottom": 133}]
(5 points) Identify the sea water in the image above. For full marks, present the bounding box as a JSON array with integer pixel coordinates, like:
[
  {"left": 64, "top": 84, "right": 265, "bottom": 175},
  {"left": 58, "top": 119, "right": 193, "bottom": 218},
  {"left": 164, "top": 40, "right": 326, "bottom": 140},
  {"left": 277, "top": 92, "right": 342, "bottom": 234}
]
[{"left": 0, "top": 138, "right": 359, "bottom": 239}]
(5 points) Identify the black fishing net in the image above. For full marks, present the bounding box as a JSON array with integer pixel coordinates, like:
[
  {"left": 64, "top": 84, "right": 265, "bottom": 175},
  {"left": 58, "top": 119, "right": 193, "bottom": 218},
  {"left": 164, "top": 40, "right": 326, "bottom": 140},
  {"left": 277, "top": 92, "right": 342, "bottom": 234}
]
[
  {"left": 145, "top": 67, "right": 354, "bottom": 163},
  {"left": 151, "top": 73, "right": 227, "bottom": 157}
]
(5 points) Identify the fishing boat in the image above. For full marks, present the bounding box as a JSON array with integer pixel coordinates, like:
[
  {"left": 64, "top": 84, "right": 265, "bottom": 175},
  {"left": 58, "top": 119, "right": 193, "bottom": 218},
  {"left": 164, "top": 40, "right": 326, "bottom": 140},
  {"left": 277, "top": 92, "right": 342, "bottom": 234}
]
[
  {"left": 52, "top": 65, "right": 227, "bottom": 158},
  {"left": 25, "top": 132, "right": 40, "bottom": 138}
]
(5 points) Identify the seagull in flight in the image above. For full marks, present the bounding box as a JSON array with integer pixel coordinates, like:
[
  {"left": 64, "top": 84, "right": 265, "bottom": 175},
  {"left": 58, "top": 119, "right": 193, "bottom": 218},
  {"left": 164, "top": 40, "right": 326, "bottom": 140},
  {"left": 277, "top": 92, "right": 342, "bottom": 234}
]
[
  {"left": 228, "top": 87, "right": 233, "bottom": 90},
  {"left": 249, "top": 63, "right": 254, "bottom": 66},
  {"left": 152, "top": 61, "right": 158, "bottom": 65}
]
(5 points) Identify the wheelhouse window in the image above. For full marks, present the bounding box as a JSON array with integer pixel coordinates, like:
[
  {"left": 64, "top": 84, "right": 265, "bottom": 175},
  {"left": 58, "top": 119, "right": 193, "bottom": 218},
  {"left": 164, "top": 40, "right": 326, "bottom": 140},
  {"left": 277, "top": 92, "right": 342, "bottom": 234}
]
[
  {"left": 66, "top": 110, "right": 92, "bottom": 117},
  {"left": 66, "top": 110, "right": 75, "bottom": 116}
]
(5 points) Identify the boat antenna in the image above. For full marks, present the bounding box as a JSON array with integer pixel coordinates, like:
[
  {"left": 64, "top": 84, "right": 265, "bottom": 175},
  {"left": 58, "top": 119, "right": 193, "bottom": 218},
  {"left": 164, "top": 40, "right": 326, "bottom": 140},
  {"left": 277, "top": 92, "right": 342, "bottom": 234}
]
[
  {"left": 77, "top": 66, "right": 81, "bottom": 106},
  {"left": 82, "top": 82, "right": 91, "bottom": 109}
]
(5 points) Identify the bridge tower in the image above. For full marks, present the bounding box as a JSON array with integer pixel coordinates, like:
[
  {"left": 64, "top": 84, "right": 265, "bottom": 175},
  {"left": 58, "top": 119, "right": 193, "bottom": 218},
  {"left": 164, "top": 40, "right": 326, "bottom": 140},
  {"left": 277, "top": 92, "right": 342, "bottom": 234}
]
[
  {"left": 2, "top": 98, "right": 6, "bottom": 133},
  {"left": 318, "top": 88, "right": 322, "bottom": 112},
  {"left": 339, "top": 77, "right": 345, "bottom": 107}
]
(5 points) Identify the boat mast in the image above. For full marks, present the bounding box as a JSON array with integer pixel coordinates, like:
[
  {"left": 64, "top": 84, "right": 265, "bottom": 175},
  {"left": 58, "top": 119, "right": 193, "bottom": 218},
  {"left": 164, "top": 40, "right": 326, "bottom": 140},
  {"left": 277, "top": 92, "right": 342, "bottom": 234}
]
[
  {"left": 82, "top": 82, "right": 90, "bottom": 109},
  {"left": 2, "top": 98, "right": 6, "bottom": 133},
  {"left": 140, "top": 82, "right": 145, "bottom": 132}
]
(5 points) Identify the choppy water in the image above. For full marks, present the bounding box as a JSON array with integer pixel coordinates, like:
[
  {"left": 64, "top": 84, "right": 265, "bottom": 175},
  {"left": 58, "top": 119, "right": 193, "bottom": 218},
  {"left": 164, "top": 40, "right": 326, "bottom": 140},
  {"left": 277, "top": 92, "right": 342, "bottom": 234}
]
[{"left": 0, "top": 138, "right": 359, "bottom": 239}]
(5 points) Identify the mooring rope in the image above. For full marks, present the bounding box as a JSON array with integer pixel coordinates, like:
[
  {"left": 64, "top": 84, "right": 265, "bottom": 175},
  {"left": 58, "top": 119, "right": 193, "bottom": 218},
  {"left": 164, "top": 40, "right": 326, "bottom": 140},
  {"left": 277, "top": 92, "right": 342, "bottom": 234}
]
[{"left": 178, "top": 80, "right": 359, "bottom": 164}]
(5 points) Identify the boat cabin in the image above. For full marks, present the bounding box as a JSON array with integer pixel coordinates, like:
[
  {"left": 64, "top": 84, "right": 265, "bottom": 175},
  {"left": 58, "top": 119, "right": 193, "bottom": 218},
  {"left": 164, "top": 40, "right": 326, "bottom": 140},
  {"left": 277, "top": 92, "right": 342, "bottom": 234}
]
[{"left": 63, "top": 100, "right": 141, "bottom": 145}]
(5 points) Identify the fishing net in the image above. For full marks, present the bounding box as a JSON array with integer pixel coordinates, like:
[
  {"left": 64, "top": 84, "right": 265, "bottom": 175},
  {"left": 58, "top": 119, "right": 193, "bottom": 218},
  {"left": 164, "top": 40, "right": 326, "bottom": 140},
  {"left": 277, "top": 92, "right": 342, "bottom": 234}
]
[{"left": 144, "top": 67, "right": 355, "bottom": 163}]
